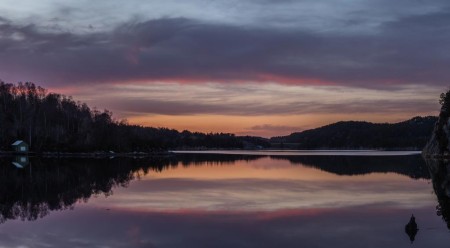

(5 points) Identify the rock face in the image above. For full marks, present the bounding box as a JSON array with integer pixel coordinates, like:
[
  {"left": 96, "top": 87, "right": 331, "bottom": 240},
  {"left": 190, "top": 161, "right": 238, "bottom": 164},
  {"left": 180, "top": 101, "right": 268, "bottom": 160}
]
[
  {"left": 423, "top": 91, "right": 450, "bottom": 158},
  {"left": 423, "top": 121, "right": 449, "bottom": 158}
]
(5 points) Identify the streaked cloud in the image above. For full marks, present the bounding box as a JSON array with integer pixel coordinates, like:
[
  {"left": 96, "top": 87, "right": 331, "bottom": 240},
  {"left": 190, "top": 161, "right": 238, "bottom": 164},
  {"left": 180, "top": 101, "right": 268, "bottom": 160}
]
[
  {"left": 74, "top": 83, "right": 440, "bottom": 116},
  {"left": 249, "top": 124, "right": 302, "bottom": 133},
  {"left": 52, "top": 82, "right": 439, "bottom": 136}
]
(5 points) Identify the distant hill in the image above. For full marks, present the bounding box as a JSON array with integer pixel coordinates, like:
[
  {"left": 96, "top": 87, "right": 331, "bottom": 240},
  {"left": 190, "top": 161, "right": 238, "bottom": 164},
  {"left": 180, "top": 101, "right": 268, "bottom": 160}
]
[{"left": 270, "top": 116, "right": 438, "bottom": 150}]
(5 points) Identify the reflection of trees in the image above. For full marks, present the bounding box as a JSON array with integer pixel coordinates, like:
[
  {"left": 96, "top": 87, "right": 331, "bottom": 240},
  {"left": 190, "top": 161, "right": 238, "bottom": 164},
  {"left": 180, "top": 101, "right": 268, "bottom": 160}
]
[
  {"left": 0, "top": 154, "right": 429, "bottom": 223},
  {"left": 0, "top": 155, "right": 263, "bottom": 223},
  {"left": 426, "top": 159, "right": 450, "bottom": 229},
  {"left": 0, "top": 157, "right": 164, "bottom": 223},
  {"left": 271, "top": 155, "right": 429, "bottom": 179}
]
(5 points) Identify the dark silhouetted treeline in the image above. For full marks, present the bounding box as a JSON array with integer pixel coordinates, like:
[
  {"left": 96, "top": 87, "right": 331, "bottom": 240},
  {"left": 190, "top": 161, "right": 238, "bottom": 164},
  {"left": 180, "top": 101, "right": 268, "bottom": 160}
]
[
  {"left": 0, "top": 82, "right": 270, "bottom": 152},
  {"left": 271, "top": 116, "right": 438, "bottom": 150}
]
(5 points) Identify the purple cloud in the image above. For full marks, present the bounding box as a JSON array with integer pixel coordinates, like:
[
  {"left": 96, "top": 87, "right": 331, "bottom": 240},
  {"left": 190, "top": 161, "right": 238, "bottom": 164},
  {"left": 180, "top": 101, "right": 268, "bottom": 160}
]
[{"left": 1, "top": 11, "right": 450, "bottom": 88}]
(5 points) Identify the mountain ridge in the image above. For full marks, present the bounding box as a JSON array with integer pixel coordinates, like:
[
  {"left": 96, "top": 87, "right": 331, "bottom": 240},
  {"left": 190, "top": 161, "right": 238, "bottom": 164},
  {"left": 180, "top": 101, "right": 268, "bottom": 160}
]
[{"left": 270, "top": 116, "right": 437, "bottom": 150}]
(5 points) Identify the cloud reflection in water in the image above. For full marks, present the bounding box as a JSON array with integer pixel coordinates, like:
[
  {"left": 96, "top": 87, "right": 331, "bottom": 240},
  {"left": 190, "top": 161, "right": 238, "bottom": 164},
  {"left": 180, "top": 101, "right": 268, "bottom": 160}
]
[{"left": 0, "top": 154, "right": 447, "bottom": 247}]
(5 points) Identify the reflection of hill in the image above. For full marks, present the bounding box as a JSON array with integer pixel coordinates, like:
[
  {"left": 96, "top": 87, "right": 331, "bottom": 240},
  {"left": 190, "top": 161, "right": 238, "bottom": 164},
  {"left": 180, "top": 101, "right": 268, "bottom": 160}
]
[
  {"left": 426, "top": 159, "right": 450, "bottom": 230},
  {"left": 270, "top": 155, "right": 429, "bottom": 179}
]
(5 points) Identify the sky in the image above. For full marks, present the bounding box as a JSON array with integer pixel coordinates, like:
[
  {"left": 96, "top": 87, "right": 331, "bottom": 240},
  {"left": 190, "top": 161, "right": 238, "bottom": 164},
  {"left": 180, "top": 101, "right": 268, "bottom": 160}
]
[{"left": 0, "top": 0, "right": 447, "bottom": 137}]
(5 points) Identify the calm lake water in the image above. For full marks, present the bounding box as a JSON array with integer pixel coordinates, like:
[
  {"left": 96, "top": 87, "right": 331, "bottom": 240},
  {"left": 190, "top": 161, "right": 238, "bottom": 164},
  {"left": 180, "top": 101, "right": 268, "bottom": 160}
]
[{"left": 1, "top": 151, "right": 450, "bottom": 247}]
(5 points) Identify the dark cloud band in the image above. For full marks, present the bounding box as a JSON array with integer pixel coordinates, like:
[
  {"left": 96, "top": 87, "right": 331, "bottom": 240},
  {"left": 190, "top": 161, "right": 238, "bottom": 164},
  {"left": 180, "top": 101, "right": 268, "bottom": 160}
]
[{"left": 1, "top": 12, "right": 450, "bottom": 87}]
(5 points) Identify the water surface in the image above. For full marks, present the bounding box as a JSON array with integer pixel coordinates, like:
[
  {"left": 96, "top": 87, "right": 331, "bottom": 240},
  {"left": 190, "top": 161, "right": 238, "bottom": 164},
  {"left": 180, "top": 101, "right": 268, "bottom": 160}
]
[
  {"left": 172, "top": 150, "right": 422, "bottom": 156},
  {"left": 0, "top": 152, "right": 448, "bottom": 247}
]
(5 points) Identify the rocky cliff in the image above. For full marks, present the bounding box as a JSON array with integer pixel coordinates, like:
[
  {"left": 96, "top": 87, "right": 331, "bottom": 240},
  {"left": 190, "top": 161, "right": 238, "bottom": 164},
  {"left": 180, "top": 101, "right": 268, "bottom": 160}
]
[{"left": 423, "top": 90, "right": 450, "bottom": 158}]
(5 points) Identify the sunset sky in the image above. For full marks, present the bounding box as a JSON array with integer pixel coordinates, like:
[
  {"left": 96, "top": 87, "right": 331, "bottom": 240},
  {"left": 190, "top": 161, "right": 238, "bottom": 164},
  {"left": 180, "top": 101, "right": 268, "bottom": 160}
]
[{"left": 0, "top": 0, "right": 447, "bottom": 137}]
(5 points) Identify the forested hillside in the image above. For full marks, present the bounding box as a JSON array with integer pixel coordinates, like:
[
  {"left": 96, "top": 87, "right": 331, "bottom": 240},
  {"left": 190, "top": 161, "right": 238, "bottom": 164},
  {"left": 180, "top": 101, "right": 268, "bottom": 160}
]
[
  {"left": 271, "top": 116, "right": 437, "bottom": 150},
  {"left": 0, "top": 82, "right": 269, "bottom": 152}
]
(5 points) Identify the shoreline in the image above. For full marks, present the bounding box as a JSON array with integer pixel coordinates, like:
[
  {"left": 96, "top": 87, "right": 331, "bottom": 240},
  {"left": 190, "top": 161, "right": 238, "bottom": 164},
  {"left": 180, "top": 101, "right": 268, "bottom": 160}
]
[
  {"left": 0, "top": 148, "right": 425, "bottom": 158},
  {"left": 0, "top": 151, "right": 174, "bottom": 158}
]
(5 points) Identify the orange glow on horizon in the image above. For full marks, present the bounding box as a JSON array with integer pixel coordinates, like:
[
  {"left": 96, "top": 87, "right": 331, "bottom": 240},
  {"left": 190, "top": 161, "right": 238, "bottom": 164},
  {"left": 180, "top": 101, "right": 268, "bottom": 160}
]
[
  {"left": 125, "top": 113, "right": 426, "bottom": 137},
  {"left": 42, "top": 82, "right": 440, "bottom": 137}
]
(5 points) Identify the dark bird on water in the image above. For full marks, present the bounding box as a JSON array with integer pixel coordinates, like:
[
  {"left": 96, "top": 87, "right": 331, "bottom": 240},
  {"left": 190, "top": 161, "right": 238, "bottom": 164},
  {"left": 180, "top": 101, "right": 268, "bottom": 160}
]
[{"left": 405, "top": 214, "right": 419, "bottom": 243}]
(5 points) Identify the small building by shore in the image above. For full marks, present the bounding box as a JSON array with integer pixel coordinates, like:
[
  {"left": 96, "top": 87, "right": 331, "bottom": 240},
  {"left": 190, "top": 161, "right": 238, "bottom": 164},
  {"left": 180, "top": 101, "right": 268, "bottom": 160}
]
[{"left": 12, "top": 140, "right": 29, "bottom": 153}]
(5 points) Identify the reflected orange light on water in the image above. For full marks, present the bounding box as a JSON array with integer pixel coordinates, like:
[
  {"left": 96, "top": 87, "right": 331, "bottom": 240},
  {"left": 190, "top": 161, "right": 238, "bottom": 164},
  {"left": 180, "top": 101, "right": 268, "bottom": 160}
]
[
  {"left": 144, "top": 157, "right": 411, "bottom": 182},
  {"left": 86, "top": 157, "right": 429, "bottom": 212},
  {"left": 126, "top": 113, "right": 425, "bottom": 137}
]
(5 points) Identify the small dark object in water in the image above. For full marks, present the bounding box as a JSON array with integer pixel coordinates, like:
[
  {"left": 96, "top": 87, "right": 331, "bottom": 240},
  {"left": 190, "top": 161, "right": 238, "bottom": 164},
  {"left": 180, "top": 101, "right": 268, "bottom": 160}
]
[{"left": 405, "top": 214, "right": 419, "bottom": 243}]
